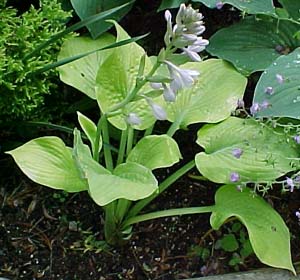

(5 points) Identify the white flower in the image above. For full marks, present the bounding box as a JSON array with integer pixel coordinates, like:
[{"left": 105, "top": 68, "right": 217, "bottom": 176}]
[
  {"left": 162, "top": 83, "right": 176, "bottom": 102},
  {"left": 164, "top": 60, "right": 199, "bottom": 91},
  {"left": 182, "top": 47, "right": 201, "bottom": 62},
  {"left": 149, "top": 102, "right": 167, "bottom": 120},
  {"left": 126, "top": 113, "right": 141, "bottom": 126},
  {"left": 150, "top": 82, "right": 163, "bottom": 90}
]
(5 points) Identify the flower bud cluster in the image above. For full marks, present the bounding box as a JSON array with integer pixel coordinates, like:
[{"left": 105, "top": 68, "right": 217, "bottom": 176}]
[{"left": 164, "top": 4, "right": 209, "bottom": 62}]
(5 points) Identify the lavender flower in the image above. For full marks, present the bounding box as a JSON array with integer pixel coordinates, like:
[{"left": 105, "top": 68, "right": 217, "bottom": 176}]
[
  {"left": 286, "top": 177, "right": 294, "bottom": 192},
  {"left": 261, "top": 100, "right": 270, "bottom": 109},
  {"left": 276, "top": 74, "right": 284, "bottom": 84},
  {"left": 162, "top": 83, "right": 176, "bottom": 102},
  {"left": 230, "top": 172, "right": 240, "bottom": 182},
  {"left": 150, "top": 82, "right": 163, "bottom": 90},
  {"left": 148, "top": 101, "right": 167, "bottom": 120},
  {"left": 296, "top": 211, "right": 300, "bottom": 219},
  {"left": 216, "top": 1, "right": 224, "bottom": 9},
  {"left": 232, "top": 148, "right": 243, "bottom": 159},
  {"left": 126, "top": 113, "right": 141, "bottom": 126},
  {"left": 294, "top": 135, "right": 300, "bottom": 144},
  {"left": 237, "top": 99, "right": 245, "bottom": 108},
  {"left": 250, "top": 102, "right": 260, "bottom": 115},
  {"left": 264, "top": 86, "right": 274, "bottom": 95},
  {"left": 164, "top": 60, "right": 199, "bottom": 92}
]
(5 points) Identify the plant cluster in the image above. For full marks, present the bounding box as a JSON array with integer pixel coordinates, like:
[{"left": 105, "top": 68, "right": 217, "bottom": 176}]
[
  {"left": 0, "top": 0, "right": 70, "bottom": 122},
  {"left": 6, "top": 0, "right": 300, "bottom": 275}
]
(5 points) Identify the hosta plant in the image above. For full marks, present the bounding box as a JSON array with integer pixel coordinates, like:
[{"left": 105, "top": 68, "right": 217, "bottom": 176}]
[{"left": 7, "top": 4, "right": 299, "bottom": 274}]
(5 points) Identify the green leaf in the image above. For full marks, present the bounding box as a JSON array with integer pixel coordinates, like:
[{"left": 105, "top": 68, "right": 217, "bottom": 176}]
[
  {"left": 77, "top": 112, "right": 102, "bottom": 154},
  {"left": 158, "top": 0, "right": 186, "bottom": 11},
  {"left": 211, "top": 185, "right": 295, "bottom": 273},
  {"left": 96, "top": 22, "right": 157, "bottom": 130},
  {"left": 166, "top": 59, "right": 247, "bottom": 127},
  {"left": 207, "top": 16, "right": 300, "bottom": 75},
  {"left": 195, "top": 117, "right": 300, "bottom": 183},
  {"left": 58, "top": 34, "right": 115, "bottom": 99},
  {"left": 127, "top": 135, "right": 182, "bottom": 170},
  {"left": 193, "top": 0, "right": 276, "bottom": 15},
  {"left": 72, "top": 128, "right": 108, "bottom": 177},
  {"left": 253, "top": 48, "right": 300, "bottom": 119},
  {"left": 220, "top": 234, "right": 239, "bottom": 252},
  {"left": 6, "top": 137, "right": 87, "bottom": 192},
  {"left": 88, "top": 162, "right": 158, "bottom": 206},
  {"left": 71, "top": 0, "right": 134, "bottom": 39},
  {"left": 279, "top": 0, "right": 300, "bottom": 21}
]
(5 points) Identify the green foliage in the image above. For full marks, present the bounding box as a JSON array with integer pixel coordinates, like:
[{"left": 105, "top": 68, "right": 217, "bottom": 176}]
[
  {"left": 211, "top": 185, "right": 295, "bottom": 273},
  {"left": 70, "top": 0, "right": 134, "bottom": 39},
  {"left": 0, "top": 0, "right": 71, "bottom": 122},
  {"left": 195, "top": 117, "right": 300, "bottom": 184},
  {"left": 253, "top": 48, "right": 300, "bottom": 119},
  {"left": 207, "top": 16, "right": 300, "bottom": 75},
  {"left": 165, "top": 59, "right": 247, "bottom": 127},
  {"left": 279, "top": 0, "right": 300, "bottom": 20},
  {"left": 126, "top": 135, "right": 182, "bottom": 170},
  {"left": 6, "top": 136, "right": 88, "bottom": 192}
]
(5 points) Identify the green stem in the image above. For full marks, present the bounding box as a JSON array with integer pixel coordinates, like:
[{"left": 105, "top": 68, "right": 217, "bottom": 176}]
[
  {"left": 117, "top": 129, "right": 128, "bottom": 166},
  {"left": 122, "top": 206, "right": 214, "bottom": 228},
  {"left": 104, "top": 202, "right": 117, "bottom": 245},
  {"left": 144, "top": 125, "right": 154, "bottom": 137},
  {"left": 101, "top": 116, "right": 114, "bottom": 172},
  {"left": 126, "top": 126, "right": 134, "bottom": 156},
  {"left": 166, "top": 114, "right": 183, "bottom": 137},
  {"left": 93, "top": 115, "right": 105, "bottom": 162},
  {"left": 115, "top": 199, "right": 132, "bottom": 223},
  {"left": 126, "top": 160, "right": 196, "bottom": 219}
]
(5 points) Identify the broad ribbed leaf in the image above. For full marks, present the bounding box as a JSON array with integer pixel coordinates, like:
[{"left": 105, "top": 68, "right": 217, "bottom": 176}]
[
  {"left": 127, "top": 135, "right": 182, "bottom": 170},
  {"left": 88, "top": 162, "right": 158, "bottom": 206},
  {"left": 193, "top": 0, "right": 276, "bottom": 15},
  {"left": 195, "top": 117, "right": 300, "bottom": 183},
  {"left": 207, "top": 16, "right": 300, "bottom": 75},
  {"left": 279, "top": 0, "right": 300, "bottom": 20},
  {"left": 211, "top": 185, "right": 295, "bottom": 273},
  {"left": 6, "top": 137, "right": 87, "bottom": 192},
  {"left": 166, "top": 59, "right": 247, "bottom": 127},
  {"left": 253, "top": 48, "right": 300, "bottom": 119},
  {"left": 58, "top": 34, "right": 115, "bottom": 99},
  {"left": 158, "top": 0, "right": 185, "bottom": 11},
  {"left": 71, "top": 0, "right": 134, "bottom": 39},
  {"left": 96, "top": 22, "right": 157, "bottom": 130}
]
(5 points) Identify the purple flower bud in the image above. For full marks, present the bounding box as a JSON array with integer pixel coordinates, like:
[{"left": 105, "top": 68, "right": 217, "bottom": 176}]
[
  {"left": 237, "top": 99, "right": 244, "bottom": 108},
  {"left": 250, "top": 103, "right": 260, "bottom": 115},
  {"left": 232, "top": 148, "right": 243, "bottom": 159},
  {"left": 294, "top": 135, "right": 300, "bottom": 144},
  {"left": 264, "top": 86, "right": 274, "bottom": 95},
  {"left": 149, "top": 102, "right": 167, "bottom": 121},
  {"left": 286, "top": 177, "right": 294, "bottom": 192},
  {"left": 230, "top": 172, "right": 240, "bottom": 182},
  {"left": 275, "top": 45, "right": 284, "bottom": 53},
  {"left": 276, "top": 74, "right": 284, "bottom": 84},
  {"left": 296, "top": 211, "right": 300, "bottom": 219},
  {"left": 126, "top": 113, "right": 141, "bottom": 126},
  {"left": 261, "top": 100, "right": 270, "bottom": 109},
  {"left": 216, "top": 1, "right": 224, "bottom": 9}
]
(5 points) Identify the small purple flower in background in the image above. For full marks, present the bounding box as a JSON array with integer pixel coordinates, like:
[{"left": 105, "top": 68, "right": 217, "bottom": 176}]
[
  {"left": 276, "top": 74, "right": 284, "bottom": 84},
  {"left": 286, "top": 177, "right": 295, "bottom": 192},
  {"left": 232, "top": 148, "right": 243, "bottom": 159},
  {"left": 126, "top": 113, "right": 141, "bottom": 126},
  {"left": 275, "top": 45, "right": 284, "bottom": 53},
  {"left": 261, "top": 100, "right": 271, "bottom": 109},
  {"left": 237, "top": 99, "right": 244, "bottom": 108},
  {"left": 296, "top": 211, "right": 300, "bottom": 220},
  {"left": 216, "top": 1, "right": 224, "bottom": 9},
  {"left": 250, "top": 102, "right": 260, "bottom": 115},
  {"left": 294, "top": 135, "right": 300, "bottom": 144},
  {"left": 264, "top": 86, "right": 274, "bottom": 95},
  {"left": 230, "top": 172, "right": 240, "bottom": 182}
]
